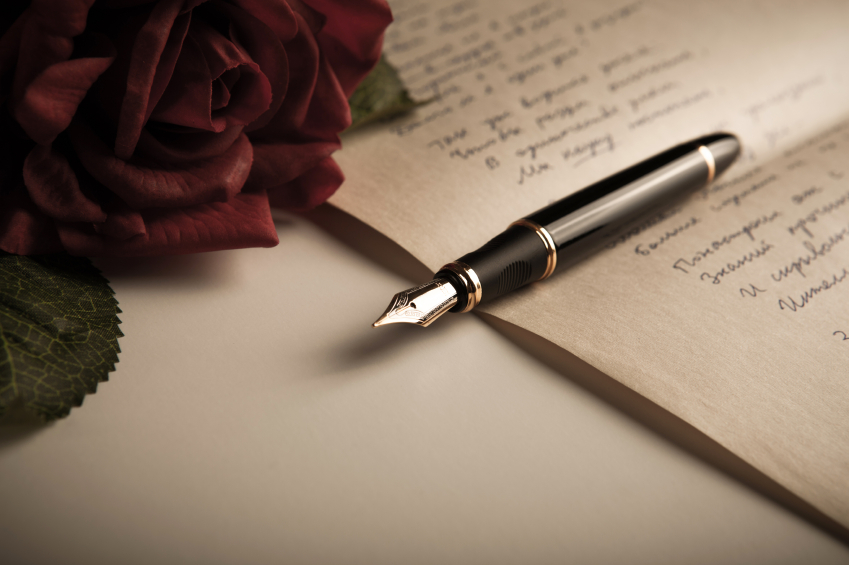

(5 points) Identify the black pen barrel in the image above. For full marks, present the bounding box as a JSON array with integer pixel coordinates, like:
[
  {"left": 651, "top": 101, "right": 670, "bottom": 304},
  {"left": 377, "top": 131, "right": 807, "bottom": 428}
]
[
  {"left": 437, "top": 134, "right": 740, "bottom": 311},
  {"left": 528, "top": 134, "right": 737, "bottom": 257}
]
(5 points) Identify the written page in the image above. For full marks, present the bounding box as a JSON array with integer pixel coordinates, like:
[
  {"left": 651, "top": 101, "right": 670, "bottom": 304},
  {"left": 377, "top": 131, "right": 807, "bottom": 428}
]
[{"left": 331, "top": 0, "right": 849, "bottom": 526}]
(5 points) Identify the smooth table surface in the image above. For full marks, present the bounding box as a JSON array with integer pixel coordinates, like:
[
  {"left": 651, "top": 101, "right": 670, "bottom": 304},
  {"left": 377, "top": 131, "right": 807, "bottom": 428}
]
[{"left": 1, "top": 208, "right": 847, "bottom": 564}]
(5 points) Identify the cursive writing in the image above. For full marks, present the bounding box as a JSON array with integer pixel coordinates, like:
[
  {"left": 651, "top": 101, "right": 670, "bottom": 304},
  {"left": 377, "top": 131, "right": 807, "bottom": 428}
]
[
  {"left": 778, "top": 267, "right": 849, "bottom": 312},
  {"left": 699, "top": 241, "right": 774, "bottom": 284}
]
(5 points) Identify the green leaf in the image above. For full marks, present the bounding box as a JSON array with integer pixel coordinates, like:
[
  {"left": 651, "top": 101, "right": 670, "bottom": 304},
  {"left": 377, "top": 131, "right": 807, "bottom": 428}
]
[
  {"left": 0, "top": 252, "right": 122, "bottom": 421},
  {"left": 348, "top": 55, "right": 425, "bottom": 131}
]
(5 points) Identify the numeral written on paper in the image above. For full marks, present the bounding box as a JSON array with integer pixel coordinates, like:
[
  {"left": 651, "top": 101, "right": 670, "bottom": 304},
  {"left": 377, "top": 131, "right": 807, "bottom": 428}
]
[{"left": 834, "top": 330, "right": 849, "bottom": 341}]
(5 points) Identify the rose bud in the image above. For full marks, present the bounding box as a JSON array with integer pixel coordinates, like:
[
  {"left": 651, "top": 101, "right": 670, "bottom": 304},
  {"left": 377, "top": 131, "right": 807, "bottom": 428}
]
[{"left": 0, "top": 0, "right": 392, "bottom": 256}]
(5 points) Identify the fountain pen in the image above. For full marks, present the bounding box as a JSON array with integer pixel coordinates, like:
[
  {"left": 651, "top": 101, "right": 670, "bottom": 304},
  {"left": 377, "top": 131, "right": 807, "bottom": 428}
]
[{"left": 373, "top": 133, "right": 740, "bottom": 328}]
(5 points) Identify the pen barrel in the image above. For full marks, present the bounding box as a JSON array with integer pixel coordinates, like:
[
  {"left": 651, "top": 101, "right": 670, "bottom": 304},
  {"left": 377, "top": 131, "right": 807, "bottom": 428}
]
[
  {"left": 525, "top": 138, "right": 721, "bottom": 270},
  {"left": 436, "top": 224, "right": 551, "bottom": 311},
  {"left": 436, "top": 134, "right": 738, "bottom": 313}
]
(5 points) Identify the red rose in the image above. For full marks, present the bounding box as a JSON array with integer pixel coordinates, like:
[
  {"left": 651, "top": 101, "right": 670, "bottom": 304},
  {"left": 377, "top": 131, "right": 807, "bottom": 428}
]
[{"left": 0, "top": 0, "right": 391, "bottom": 256}]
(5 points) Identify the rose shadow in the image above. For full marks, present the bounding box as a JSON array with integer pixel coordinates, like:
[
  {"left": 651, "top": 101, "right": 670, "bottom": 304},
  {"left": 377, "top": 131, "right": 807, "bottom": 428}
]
[{"left": 93, "top": 217, "right": 297, "bottom": 289}]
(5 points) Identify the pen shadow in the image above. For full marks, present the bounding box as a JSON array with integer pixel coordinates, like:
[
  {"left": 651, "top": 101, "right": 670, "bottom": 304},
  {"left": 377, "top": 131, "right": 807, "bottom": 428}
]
[
  {"left": 332, "top": 313, "right": 462, "bottom": 372},
  {"left": 478, "top": 312, "right": 849, "bottom": 546}
]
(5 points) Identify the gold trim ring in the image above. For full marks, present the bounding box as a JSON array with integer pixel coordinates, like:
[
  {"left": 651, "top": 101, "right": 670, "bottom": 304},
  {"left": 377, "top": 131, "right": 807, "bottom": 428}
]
[
  {"left": 510, "top": 219, "right": 558, "bottom": 280},
  {"left": 440, "top": 261, "right": 482, "bottom": 313},
  {"left": 698, "top": 145, "right": 716, "bottom": 185}
]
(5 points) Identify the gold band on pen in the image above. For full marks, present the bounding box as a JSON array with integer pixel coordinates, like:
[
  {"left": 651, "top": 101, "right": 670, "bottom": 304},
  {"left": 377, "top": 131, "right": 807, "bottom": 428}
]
[
  {"left": 698, "top": 145, "right": 716, "bottom": 184},
  {"left": 510, "top": 219, "right": 557, "bottom": 280},
  {"left": 439, "top": 261, "right": 482, "bottom": 313}
]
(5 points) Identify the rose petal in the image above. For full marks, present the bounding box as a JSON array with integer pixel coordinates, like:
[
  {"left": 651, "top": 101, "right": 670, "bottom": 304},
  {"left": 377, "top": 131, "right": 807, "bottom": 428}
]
[
  {"left": 0, "top": 110, "right": 30, "bottom": 188},
  {"left": 93, "top": 10, "right": 191, "bottom": 136},
  {"left": 298, "top": 48, "right": 350, "bottom": 139},
  {"left": 266, "top": 155, "right": 343, "bottom": 211},
  {"left": 23, "top": 144, "right": 107, "bottom": 223},
  {"left": 11, "top": 0, "right": 98, "bottom": 104},
  {"left": 57, "top": 191, "right": 279, "bottom": 256},
  {"left": 247, "top": 10, "right": 319, "bottom": 140},
  {"left": 15, "top": 48, "right": 116, "bottom": 145},
  {"left": 302, "top": 0, "right": 392, "bottom": 96},
  {"left": 150, "top": 19, "right": 272, "bottom": 132},
  {"left": 114, "top": 0, "right": 187, "bottom": 159},
  {"left": 93, "top": 199, "right": 146, "bottom": 240},
  {"left": 72, "top": 121, "right": 253, "bottom": 209},
  {"left": 283, "top": 0, "right": 325, "bottom": 35},
  {"left": 248, "top": 12, "right": 348, "bottom": 142},
  {"left": 218, "top": 2, "right": 290, "bottom": 133},
  {"left": 0, "top": 15, "right": 25, "bottom": 105},
  {"left": 134, "top": 125, "right": 244, "bottom": 163},
  {"left": 227, "top": 0, "right": 298, "bottom": 42},
  {"left": 146, "top": 30, "right": 215, "bottom": 130},
  {"left": 245, "top": 139, "right": 338, "bottom": 192},
  {"left": 0, "top": 188, "right": 63, "bottom": 255}
]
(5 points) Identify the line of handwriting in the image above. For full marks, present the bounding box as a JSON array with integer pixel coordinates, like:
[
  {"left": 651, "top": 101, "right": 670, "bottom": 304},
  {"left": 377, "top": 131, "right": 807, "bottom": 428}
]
[
  {"left": 516, "top": 106, "right": 619, "bottom": 159},
  {"left": 673, "top": 212, "right": 780, "bottom": 273},
  {"left": 634, "top": 216, "right": 699, "bottom": 255},
  {"left": 778, "top": 267, "right": 849, "bottom": 312},
  {"left": 561, "top": 134, "right": 615, "bottom": 166},
  {"left": 628, "top": 89, "right": 711, "bottom": 129},
  {"left": 772, "top": 224, "right": 849, "bottom": 281},
  {"left": 520, "top": 74, "right": 588, "bottom": 109},
  {"left": 536, "top": 100, "right": 590, "bottom": 129},
  {"left": 699, "top": 241, "right": 774, "bottom": 284},
  {"left": 608, "top": 50, "right": 691, "bottom": 92},
  {"left": 709, "top": 174, "right": 779, "bottom": 212},
  {"left": 790, "top": 185, "right": 823, "bottom": 205},
  {"left": 787, "top": 190, "right": 849, "bottom": 238}
]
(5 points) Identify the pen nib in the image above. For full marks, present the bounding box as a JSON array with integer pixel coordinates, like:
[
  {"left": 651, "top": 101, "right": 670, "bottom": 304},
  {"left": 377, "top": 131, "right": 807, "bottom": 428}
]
[{"left": 373, "top": 278, "right": 459, "bottom": 328}]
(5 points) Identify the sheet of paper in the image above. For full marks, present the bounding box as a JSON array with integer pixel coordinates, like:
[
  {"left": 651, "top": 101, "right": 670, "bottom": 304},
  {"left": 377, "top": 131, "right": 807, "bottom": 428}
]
[{"left": 331, "top": 0, "right": 849, "bottom": 527}]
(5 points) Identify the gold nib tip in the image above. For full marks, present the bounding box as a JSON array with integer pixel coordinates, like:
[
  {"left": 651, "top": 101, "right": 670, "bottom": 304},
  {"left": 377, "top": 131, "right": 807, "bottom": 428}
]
[
  {"left": 371, "top": 313, "right": 396, "bottom": 328},
  {"left": 372, "top": 279, "right": 459, "bottom": 328}
]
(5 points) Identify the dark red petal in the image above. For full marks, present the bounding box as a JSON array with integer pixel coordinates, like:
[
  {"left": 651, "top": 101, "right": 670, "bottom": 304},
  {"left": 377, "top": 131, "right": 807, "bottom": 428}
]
[
  {"left": 302, "top": 0, "right": 391, "bottom": 96},
  {"left": 23, "top": 144, "right": 107, "bottom": 223},
  {"left": 247, "top": 10, "right": 319, "bottom": 140},
  {"left": 56, "top": 191, "right": 279, "bottom": 256},
  {"left": 227, "top": 0, "right": 298, "bottom": 42},
  {"left": 11, "top": 0, "right": 98, "bottom": 105},
  {"left": 114, "top": 0, "right": 186, "bottom": 159},
  {"left": 94, "top": 199, "right": 146, "bottom": 240},
  {"left": 134, "top": 125, "right": 244, "bottom": 163},
  {"left": 141, "top": 11, "right": 192, "bottom": 127},
  {"left": 0, "top": 15, "right": 25, "bottom": 105},
  {"left": 221, "top": 3, "right": 289, "bottom": 133},
  {"left": 147, "top": 31, "right": 215, "bottom": 130},
  {"left": 151, "top": 19, "right": 272, "bottom": 132},
  {"left": 266, "top": 155, "right": 343, "bottom": 211},
  {"left": 248, "top": 11, "right": 349, "bottom": 143},
  {"left": 15, "top": 50, "right": 115, "bottom": 145},
  {"left": 245, "top": 139, "right": 338, "bottom": 192},
  {"left": 283, "top": 0, "right": 325, "bottom": 34},
  {"left": 72, "top": 121, "right": 253, "bottom": 209},
  {"left": 298, "top": 49, "right": 349, "bottom": 139},
  {"left": 0, "top": 188, "right": 63, "bottom": 255}
]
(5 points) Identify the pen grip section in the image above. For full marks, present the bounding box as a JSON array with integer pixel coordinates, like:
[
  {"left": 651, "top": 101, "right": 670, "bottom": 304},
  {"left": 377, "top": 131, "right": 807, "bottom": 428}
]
[{"left": 443, "top": 225, "right": 549, "bottom": 308}]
